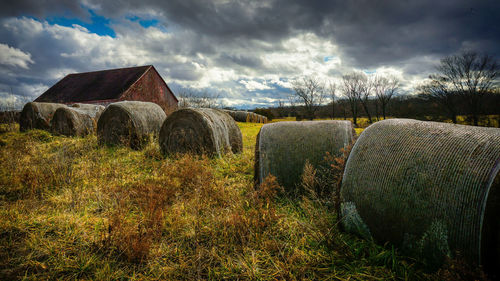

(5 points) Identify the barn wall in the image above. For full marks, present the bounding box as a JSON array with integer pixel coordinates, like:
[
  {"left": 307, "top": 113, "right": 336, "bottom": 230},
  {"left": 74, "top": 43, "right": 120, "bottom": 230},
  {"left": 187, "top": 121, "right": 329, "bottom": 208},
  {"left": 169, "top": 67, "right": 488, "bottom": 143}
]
[{"left": 120, "top": 68, "right": 178, "bottom": 114}]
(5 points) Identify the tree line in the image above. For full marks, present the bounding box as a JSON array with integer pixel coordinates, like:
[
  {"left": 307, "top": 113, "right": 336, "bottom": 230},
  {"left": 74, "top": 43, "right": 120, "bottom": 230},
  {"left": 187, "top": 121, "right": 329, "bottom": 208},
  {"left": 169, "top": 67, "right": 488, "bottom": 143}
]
[{"left": 260, "top": 51, "right": 499, "bottom": 127}]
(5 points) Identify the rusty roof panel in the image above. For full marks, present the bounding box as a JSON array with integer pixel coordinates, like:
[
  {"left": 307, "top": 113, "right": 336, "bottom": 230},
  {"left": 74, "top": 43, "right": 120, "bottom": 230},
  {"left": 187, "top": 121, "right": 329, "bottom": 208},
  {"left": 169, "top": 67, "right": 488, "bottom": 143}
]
[{"left": 35, "top": 65, "right": 152, "bottom": 103}]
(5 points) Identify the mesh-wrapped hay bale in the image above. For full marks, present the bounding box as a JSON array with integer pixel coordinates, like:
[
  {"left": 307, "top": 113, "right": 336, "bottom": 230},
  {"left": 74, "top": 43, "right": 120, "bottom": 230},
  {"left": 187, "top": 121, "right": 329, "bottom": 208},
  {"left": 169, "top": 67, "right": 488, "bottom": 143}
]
[
  {"left": 221, "top": 109, "right": 233, "bottom": 115},
  {"left": 255, "top": 120, "right": 355, "bottom": 192},
  {"left": 159, "top": 108, "right": 242, "bottom": 156},
  {"left": 253, "top": 113, "right": 260, "bottom": 123},
  {"left": 340, "top": 119, "right": 500, "bottom": 270},
  {"left": 246, "top": 112, "right": 253, "bottom": 122},
  {"left": 97, "top": 101, "right": 166, "bottom": 149},
  {"left": 249, "top": 112, "right": 257, "bottom": 123},
  {"left": 263, "top": 116, "right": 268, "bottom": 123},
  {"left": 51, "top": 104, "right": 105, "bottom": 136},
  {"left": 233, "top": 111, "right": 249, "bottom": 122},
  {"left": 19, "top": 102, "right": 67, "bottom": 132},
  {"left": 225, "top": 110, "right": 237, "bottom": 121}
]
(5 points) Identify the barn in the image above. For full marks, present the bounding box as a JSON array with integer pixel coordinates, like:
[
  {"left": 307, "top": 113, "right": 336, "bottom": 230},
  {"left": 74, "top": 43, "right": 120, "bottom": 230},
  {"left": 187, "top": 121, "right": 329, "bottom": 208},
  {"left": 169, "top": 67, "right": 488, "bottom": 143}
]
[{"left": 34, "top": 65, "right": 178, "bottom": 113}]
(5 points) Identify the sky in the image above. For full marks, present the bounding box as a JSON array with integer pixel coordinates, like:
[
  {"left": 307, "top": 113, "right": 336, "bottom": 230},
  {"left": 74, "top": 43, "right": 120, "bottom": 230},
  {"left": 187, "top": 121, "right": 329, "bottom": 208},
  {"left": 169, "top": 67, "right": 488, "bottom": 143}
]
[{"left": 0, "top": 0, "right": 499, "bottom": 109}]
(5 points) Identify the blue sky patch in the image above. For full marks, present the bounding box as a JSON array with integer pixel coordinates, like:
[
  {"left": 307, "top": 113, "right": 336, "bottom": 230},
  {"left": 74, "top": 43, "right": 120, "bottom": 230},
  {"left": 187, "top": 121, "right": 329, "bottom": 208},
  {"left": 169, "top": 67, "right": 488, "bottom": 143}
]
[
  {"left": 324, "top": 56, "right": 335, "bottom": 62},
  {"left": 46, "top": 9, "right": 116, "bottom": 37},
  {"left": 126, "top": 15, "right": 160, "bottom": 28}
]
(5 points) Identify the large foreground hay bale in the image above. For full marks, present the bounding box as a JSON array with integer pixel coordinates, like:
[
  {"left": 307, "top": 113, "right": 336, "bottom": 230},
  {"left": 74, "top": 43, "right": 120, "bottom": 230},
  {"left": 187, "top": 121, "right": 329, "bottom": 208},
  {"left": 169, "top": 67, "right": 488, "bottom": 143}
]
[
  {"left": 255, "top": 120, "right": 355, "bottom": 192},
  {"left": 97, "top": 101, "right": 166, "bottom": 149},
  {"left": 51, "top": 104, "right": 105, "bottom": 136},
  {"left": 159, "top": 108, "right": 242, "bottom": 156},
  {"left": 19, "top": 102, "right": 67, "bottom": 132},
  {"left": 340, "top": 119, "right": 500, "bottom": 270}
]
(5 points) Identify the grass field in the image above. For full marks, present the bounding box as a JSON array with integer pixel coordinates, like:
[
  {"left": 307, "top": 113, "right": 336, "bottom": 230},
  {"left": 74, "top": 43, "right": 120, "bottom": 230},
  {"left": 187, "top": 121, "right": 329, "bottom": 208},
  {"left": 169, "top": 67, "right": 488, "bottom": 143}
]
[{"left": 0, "top": 122, "right": 486, "bottom": 280}]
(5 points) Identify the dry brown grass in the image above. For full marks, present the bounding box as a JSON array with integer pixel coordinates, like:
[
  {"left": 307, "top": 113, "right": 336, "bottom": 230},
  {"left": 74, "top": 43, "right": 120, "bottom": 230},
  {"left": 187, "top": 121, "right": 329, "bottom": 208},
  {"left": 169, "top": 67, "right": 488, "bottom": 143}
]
[{"left": 0, "top": 122, "right": 488, "bottom": 280}]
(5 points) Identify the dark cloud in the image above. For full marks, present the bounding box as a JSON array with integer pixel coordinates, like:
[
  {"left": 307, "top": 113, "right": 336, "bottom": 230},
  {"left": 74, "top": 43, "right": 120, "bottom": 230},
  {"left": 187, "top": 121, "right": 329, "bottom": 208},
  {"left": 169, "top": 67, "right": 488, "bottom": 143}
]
[
  {"left": 216, "top": 53, "right": 263, "bottom": 69},
  {"left": 0, "top": 0, "right": 86, "bottom": 19},
  {"left": 5, "top": 1, "right": 500, "bottom": 70},
  {"left": 164, "top": 63, "right": 203, "bottom": 81},
  {"left": 87, "top": 0, "right": 500, "bottom": 68}
]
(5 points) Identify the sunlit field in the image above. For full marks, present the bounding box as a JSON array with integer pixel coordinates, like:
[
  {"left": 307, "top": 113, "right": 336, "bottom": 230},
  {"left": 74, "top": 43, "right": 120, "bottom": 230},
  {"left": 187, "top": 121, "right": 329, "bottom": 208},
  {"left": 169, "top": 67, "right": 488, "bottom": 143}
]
[
  {"left": 0, "top": 121, "right": 487, "bottom": 280},
  {"left": 271, "top": 114, "right": 500, "bottom": 136}
]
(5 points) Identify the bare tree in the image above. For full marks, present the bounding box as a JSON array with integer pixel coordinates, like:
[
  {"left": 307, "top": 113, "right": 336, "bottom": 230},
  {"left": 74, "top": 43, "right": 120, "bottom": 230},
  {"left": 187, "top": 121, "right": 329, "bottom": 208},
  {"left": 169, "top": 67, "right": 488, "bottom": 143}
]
[
  {"left": 328, "top": 81, "right": 337, "bottom": 119},
  {"left": 358, "top": 75, "right": 373, "bottom": 124},
  {"left": 177, "top": 89, "right": 221, "bottom": 109},
  {"left": 432, "top": 51, "right": 499, "bottom": 125},
  {"left": 417, "top": 79, "right": 458, "bottom": 123},
  {"left": 277, "top": 99, "right": 286, "bottom": 117},
  {"left": 341, "top": 72, "right": 365, "bottom": 126},
  {"left": 292, "top": 77, "right": 326, "bottom": 120},
  {"left": 287, "top": 95, "right": 297, "bottom": 117},
  {"left": 373, "top": 75, "right": 399, "bottom": 120}
]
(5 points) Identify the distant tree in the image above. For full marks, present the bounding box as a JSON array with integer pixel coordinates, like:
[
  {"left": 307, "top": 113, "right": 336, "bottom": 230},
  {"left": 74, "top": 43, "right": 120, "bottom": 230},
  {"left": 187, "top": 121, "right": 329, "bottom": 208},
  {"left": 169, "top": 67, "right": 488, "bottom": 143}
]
[
  {"left": 287, "top": 95, "right": 297, "bottom": 117},
  {"left": 358, "top": 75, "right": 373, "bottom": 124},
  {"left": 430, "top": 51, "right": 499, "bottom": 126},
  {"left": 254, "top": 108, "right": 274, "bottom": 120},
  {"left": 277, "top": 99, "right": 287, "bottom": 117},
  {"left": 341, "top": 72, "right": 365, "bottom": 126},
  {"left": 418, "top": 79, "right": 459, "bottom": 123},
  {"left": 328, "top": 81, "right": 337, "bottom": 119},
  {"left": 292, "top": 77, "right": 326, "bottom": 120},
  {"left": 338, "top": 99, "right": 348, "bottom": 120},
  {"left": 373, "top": 75, "right": 399, "bottom": 120},
  {"left": 177, "top": 89, "right": 221, "bottom": 109}
]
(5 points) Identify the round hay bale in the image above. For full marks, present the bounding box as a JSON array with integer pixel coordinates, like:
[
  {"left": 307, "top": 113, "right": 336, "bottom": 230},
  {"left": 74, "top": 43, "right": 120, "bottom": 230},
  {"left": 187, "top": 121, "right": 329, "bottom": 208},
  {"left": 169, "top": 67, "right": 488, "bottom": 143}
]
[
  {"left": 263, "top": 116, "right": 268, "bottom": 123},
  {"left": 97, "top": 101, "right": 166, "bottom": 149},
  {"left": 19, "top": 102, "right": 67, "bottom": 132},
  {"left": 254, "top": 113, "right": 260, "bottom": 123},
  {"left": 51, "top": 104, "right": 105, "bottom": 136},
  {"left": 255, "top": 120, "right": 355, "bottom": 192},
  {"left": 224, "top": 110, "right": 237, "bottom": 121},
  {"left": 249, "top": 112, "right": 256, "bottom": 123},
  {"left": 233, "top": 111, "right": 249, "bottom": 122},
  {"left": 159, "top": 108, "right": 242, "bottom": 157},
  {"left": 340, "top": 119, "right": 500, "bottom": 270},
  {"left": 252, "top": 113, "right": 259, "bottom": 123}
]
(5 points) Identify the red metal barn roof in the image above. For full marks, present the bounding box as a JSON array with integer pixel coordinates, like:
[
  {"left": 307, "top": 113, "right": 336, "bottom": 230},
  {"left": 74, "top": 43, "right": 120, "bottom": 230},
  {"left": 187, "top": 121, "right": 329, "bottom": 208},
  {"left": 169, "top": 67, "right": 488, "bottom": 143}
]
[{"left": 35, "top": 65, "right": 173, "bottom": 103}]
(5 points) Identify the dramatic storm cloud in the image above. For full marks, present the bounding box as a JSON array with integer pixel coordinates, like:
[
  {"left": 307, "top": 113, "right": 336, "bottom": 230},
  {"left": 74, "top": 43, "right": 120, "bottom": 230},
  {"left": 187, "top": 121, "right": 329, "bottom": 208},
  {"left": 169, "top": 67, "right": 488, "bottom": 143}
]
[{"left": 1, "top": 0, "right": 499, "bottom": 109}]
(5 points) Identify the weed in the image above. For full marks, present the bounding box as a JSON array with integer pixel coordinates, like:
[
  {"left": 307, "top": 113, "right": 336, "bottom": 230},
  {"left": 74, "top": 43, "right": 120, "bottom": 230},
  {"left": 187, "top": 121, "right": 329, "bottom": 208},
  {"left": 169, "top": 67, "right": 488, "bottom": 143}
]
[{"left": 103, "top": 181, "right": 174, "bottom": 263}]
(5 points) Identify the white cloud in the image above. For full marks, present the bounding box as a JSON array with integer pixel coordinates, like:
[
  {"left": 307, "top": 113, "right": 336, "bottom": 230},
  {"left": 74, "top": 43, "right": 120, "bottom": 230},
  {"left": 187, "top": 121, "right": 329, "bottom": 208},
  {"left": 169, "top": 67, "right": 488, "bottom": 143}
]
[
  {"left": 0, "top": 91, "right": 32, "bottom": 109},
  {"left": 0, "top": 16, "right": 436, "bottom": 109},
  {"left": 239, "top": 80, "right": 271, "bottom": 91},
  {"left": 0, "top": 43, "right": 34, "bottom": 69}
]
